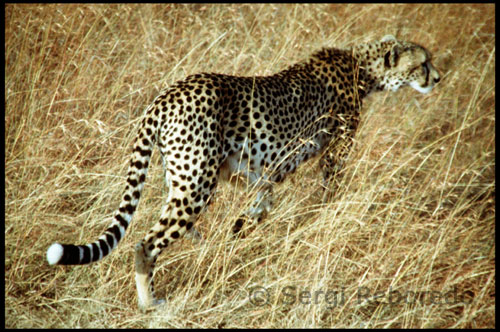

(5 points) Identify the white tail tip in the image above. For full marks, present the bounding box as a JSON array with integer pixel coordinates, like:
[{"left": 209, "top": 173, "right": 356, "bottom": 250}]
[{"left": 47, "top": 243, "right": 64, "bottom": 265}]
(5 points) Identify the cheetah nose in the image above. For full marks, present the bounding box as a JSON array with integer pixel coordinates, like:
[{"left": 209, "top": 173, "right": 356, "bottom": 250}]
[{"left": 434, "top": 76, "right": 441, "bottom": 84}]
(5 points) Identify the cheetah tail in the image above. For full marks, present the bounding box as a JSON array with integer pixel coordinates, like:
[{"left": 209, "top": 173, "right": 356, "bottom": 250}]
[{"left": 47, "top": 113, "right": 157, "bottom": 265}]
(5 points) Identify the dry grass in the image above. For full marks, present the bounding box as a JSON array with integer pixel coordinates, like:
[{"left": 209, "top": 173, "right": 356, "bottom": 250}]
[{"left": 5, "top": 3, "right": 494, "bottom": 328}]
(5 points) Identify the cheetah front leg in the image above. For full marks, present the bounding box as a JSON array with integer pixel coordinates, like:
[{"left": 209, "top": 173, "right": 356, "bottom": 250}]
[
  {"left": 184, "top": 227, "right": 203, "bottom": 243},
  {"left": 233, "top": 185, "right": 273, "bottom": 235},
  {"left": 320, "top": 150, "right": 344, "bottom": 189},
  {"left": 320, "top": 136, "right": 355, "bottom": 200},
  {"left": 320, "top": 110, "right": 360, "bottom": 199}
]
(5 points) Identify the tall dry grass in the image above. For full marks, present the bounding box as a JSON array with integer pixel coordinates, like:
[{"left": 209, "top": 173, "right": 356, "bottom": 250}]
[{"left": 5, "top": 3, "right": 494, "bottom": 328}]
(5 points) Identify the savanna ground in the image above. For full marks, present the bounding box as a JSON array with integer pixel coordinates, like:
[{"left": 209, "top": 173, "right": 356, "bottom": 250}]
[{"left": 5, "top": 3, "right": 495, "bottom": 328}]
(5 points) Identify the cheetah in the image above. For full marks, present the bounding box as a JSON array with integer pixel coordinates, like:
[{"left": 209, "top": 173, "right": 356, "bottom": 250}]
[{"left": 47, "top": 35, "right": 440, "bottom": 309}]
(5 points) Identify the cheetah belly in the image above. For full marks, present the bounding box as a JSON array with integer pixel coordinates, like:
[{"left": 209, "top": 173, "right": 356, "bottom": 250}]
[{"left": 220, "top": 129, "right": 328, "bottom": 186}]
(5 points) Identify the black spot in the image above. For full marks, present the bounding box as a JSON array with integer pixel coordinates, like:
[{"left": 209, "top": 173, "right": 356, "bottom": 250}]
[
  {"left": 171, "top": 198, "right": 179, "bottom": 208},
  {"left": 136, "top": 146, "right": 151, "bottom": 157},
  {"left": 233, "top": 218, "right": 245, "bottom": 233},
  {"left": 125, "top": 204, "right": 136, "bottom": 214},
  {"left": 127, "top": 178, "right": 138, "bottom": 187}
]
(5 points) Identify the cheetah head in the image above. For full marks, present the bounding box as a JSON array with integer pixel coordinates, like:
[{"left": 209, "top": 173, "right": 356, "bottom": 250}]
[{"left": 359, "top": 35, "right": 441, "bottom": 94}]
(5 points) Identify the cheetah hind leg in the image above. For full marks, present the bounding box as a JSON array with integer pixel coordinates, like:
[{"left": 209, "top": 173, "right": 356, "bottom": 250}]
[
  {"left": 161, "top": 160, "right": 203, "bottom": 245},
  {"left": 135, "top": 242, "right": 166, "bottom": 310},
  {"left": 134, "top": 199, "right": 199, "bottom": 309},
  {"left": 135, "top": 225, "right": 202, "bottom": 310}
]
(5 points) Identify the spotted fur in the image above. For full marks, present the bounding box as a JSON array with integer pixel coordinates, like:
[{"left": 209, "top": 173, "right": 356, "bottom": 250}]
[{"left": 47, "top": 35, "right": 440, "bottom": 308}]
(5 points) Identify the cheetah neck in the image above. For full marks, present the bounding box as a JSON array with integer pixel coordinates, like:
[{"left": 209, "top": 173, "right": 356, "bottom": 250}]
[{"left": 351, "top": 41, "right": 394, "bottom": 97}]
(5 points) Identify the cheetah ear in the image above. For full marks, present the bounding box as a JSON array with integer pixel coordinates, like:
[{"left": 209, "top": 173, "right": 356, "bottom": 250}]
[
  {"left": 381, "top": 35, "right": 396, "bottom": 43},
  {"left": 382, "top": 35, "right": 401, "bottom": 68},
  {"left": 384, "top": 44, "right": 401, "bottom": 68}
]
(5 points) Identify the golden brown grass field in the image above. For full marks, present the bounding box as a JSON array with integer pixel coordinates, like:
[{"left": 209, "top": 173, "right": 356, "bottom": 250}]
[{"left": 5, "top": 3, "right": 495, "bottom": 328}]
